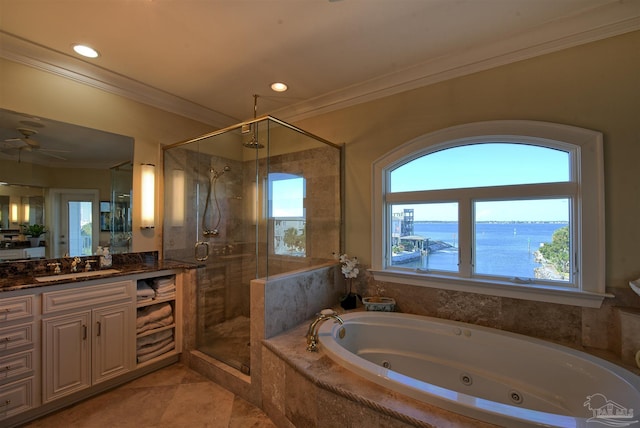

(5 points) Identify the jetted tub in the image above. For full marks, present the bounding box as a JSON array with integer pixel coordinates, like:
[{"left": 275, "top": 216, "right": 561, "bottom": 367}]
[{"left": 317, "top": 311, "right": 640, "bottom": 427}]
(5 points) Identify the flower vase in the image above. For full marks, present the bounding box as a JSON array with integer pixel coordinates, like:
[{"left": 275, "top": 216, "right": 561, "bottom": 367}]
[
  {"left": 339, "top": 278, "right": 359, "bottom": 310},
  {"left": 340, "top": 293, "right": 358, "bottom": 310}
]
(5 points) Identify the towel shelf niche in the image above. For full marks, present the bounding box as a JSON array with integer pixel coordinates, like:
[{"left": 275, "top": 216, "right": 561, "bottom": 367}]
[{"left": 135, "top": 275, "right": 179, "bottom": 367}]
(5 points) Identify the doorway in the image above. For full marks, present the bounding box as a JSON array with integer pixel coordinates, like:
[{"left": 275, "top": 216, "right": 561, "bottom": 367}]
[{"left": 49, "top": 189, "right": 100, "bottom": 258}]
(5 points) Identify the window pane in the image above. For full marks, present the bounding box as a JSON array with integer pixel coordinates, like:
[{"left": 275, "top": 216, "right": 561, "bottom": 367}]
[
  {"left": 390, "top": 203, "right": 458, "bottom": 272},
  {"left": 390, "top": 143, "right": 570, "bottom": 192},
  {"left": 473, "top": 199, "right": 570, "bottom": 282},
  {"left": 269, "top": 174, "right": 305, "bottom": 217},
  {"left": 273, "top": 219, "right": 306, "bottom": 257},
  {"left": 269, "top": 173, "right": 306, "bottom": 257}
]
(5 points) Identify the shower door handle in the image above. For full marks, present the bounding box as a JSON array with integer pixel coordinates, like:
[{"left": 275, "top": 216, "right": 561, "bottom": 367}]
[{"left": 195, "top": 241, "right": 210, "bottom": 261}]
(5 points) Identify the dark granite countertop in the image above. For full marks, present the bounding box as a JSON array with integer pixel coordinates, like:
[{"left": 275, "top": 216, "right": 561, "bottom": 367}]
[{"left": 0, "top": 252, "right": 200, "bottom": 292}]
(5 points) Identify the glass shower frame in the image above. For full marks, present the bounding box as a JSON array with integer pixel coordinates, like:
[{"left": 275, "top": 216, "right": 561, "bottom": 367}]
[{"left": 162, "top": 115, "right": 343, "bottom": 373}]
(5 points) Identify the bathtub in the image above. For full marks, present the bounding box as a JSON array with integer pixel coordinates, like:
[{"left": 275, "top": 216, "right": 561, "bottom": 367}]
[{"left": 317, "top": 311, "right": 640, "bottom": 427}]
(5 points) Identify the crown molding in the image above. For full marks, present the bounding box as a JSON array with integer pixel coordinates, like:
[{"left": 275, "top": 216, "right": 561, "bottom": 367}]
[
  {"left": 274, "top": 4, "right": 640, "bottom": 122},
  {"left": 0, "top": 31, "right": 239, "bottom": 128},
  {"left": 1, "top": 1, "right": 639, "bottom": 127}
]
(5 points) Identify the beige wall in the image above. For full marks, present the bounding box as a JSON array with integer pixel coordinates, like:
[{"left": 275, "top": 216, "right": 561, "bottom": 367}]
[
  {"left": 2, "top": 30, "right": 638, "bottom": 290},
  {"left": 0, "top": 58, "right": 213, "bottom": 252},
  {"left": 297, "top": 30, "right": 640, "bottom": 291}
]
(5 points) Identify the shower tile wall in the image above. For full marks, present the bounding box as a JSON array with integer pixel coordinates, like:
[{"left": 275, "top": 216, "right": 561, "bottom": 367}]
[{"left": 256, "top": 145, "right": 341, "bottom": 272}]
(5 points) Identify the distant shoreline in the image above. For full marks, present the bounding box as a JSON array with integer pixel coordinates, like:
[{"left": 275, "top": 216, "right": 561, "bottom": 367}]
[{"left": 413, "top": 221, "right": 568, "bottom": 224}]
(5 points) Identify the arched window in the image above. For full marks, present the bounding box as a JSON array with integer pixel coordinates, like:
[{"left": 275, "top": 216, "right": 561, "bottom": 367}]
[{"left": 372, "top": 121, "right": 607, "bottom": 307}]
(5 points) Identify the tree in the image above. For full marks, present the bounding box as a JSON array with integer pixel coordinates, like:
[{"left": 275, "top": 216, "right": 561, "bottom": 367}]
[
  {"left": 283, "top": 227, "right": 305, "bottom": 253},
  {"left": 539, "top": 226, "right": 570, "bottom": 275}
]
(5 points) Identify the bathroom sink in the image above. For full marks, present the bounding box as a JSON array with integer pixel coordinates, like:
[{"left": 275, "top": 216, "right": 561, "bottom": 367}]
[{"left": 35, "top": 269, "right": 121, "bottom": 283}]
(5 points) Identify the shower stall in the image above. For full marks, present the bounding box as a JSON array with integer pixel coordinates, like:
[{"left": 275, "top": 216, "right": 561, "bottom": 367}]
[{"left": 163, "top": 116, "right": 342, "bottom": 374}]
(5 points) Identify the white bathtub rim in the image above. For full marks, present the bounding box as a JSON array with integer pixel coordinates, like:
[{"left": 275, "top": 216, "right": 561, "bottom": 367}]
[{"left": 318, "top": 311, "right": 640, "bottom": 428}]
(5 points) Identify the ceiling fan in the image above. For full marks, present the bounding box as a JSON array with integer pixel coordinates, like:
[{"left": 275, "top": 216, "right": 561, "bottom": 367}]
[{"left": 1, "top": 128, "right": 68, "bottom": 161}]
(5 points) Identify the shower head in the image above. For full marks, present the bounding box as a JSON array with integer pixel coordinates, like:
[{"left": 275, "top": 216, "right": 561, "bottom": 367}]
[
  {"left": 223, "top": 165, "right": 231, "bottom": 172},
  {"left": 243, "top": 135, "right": 265, "bottom": 149}
]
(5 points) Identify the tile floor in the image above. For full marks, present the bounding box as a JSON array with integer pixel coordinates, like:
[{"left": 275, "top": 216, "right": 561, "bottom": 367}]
[{"left": 23, "top": 363, "right": 277, "bottom": 428}]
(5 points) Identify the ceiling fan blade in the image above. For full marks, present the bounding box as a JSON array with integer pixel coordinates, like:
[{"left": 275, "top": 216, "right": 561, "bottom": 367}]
[
  {"left": 40, "top": 148, "right": 71, "bottom": 153},
  {"left": 37, "top": 150, "right": 67, "bottom": 160},
  {"left": 22, "top": 137, "right": 40, "bottom": 148}
]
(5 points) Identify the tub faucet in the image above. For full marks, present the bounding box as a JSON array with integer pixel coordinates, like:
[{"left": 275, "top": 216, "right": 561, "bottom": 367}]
[{"left": 306, "top": 309, "right": 343, "bottom": 352}]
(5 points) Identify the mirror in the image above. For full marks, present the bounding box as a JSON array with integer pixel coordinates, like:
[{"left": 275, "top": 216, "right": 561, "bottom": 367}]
[{"left": 0, "top": 108, "right": 134, "bottom": 262}]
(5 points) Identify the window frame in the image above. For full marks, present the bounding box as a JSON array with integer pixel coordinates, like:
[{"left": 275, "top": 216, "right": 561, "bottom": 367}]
[
  {"left": 371, "top": 120, "right": 609, "bottom": 308},
  {"left": 267, "top": 172, "right": 307, "bottom": 257}
]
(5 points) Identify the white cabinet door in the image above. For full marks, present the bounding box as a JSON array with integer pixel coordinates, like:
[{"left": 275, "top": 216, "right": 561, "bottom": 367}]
[
  {"left": 43, "top": 312, "right": 91, "bottom": 403},
  {"left": 92, "top": 303, "right": 133, "bottom": 384}
]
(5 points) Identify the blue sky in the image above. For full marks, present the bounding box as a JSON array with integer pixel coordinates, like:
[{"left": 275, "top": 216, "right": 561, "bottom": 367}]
[
  {"left": 390, "top": 143, "right": 570, "bottom": 222},
  {"left": 271, "top": 175, "right": 305, "bottom": 217}
]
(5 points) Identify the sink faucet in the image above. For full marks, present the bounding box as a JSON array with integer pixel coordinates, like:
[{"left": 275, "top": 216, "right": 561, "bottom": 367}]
[
  {"left": 306, "top": 309, "right": 343, "bottom": 352},
  {"left": 47, "top": 262, "right": 61, "bottom": 274},
  {"left": 71, "top": 257, "right": 81, "bottom": 272}
]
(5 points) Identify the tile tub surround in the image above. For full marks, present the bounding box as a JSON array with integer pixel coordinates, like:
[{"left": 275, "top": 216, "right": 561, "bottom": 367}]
[
  {"left": 358, "top": 272, "right": 640, "bottom": 370},
  {"left": 261, "top": 321, "right": 499, "bottom": 428},
  {"left": 619, "top": 308, "right": 640, "bottom": 367}
]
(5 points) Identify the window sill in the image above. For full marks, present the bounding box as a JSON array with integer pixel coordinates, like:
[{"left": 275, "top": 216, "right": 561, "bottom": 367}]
[{"left": 369, "top": 269, "right": 613, "bottom": 308}]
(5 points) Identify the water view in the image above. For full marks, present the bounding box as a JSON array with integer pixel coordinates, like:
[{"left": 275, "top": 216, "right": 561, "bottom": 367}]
[{"left": 396, "top": 222, "right": 568, "bottom": 279}]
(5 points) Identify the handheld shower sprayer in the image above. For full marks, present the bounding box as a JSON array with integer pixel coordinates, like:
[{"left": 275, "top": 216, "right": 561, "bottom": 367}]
[{"left": 202, "top": 165, "right": 231, "bottom": 237}]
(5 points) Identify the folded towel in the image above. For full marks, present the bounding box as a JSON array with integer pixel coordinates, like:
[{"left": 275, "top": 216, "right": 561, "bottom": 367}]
[
  {"left": 137, "top": 280, "right": 156, "bottom": 300},
  {"left": 155, "top": 283, "right": 176, "bottom": 292},
  {"left": 136, "top": 329, "right": 173, "bottom": 349},
  {"left": 153, "top": 277, "right": 175, "bottom": 287},
  {"left": 136, "top": 302, "right": 172, "bottom": 329},
  {"left": 137, "top": 288, "right": 155, "bottom": 298},
  {"left": 137, "top": 335, "right": 174, "bottom": 357},
  {"left": 136, "top": 313, "right": 174, "bottom": 334},
  {"left": 137, "top": 340, "right": 175, "bottom": 363},
  {"left": 155, "top": 291, "right": 176, "bottom": 299}
]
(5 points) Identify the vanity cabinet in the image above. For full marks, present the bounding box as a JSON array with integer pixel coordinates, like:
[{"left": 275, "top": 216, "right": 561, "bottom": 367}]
[
  {"left": 0, "top": 295, "right": 36, "bottom": 420},
  {"left": 41, "top": 281, "right": 135, "bottom": 403},
  {"left": 0, "top": 267, "right": 185, "bottom": 427}
]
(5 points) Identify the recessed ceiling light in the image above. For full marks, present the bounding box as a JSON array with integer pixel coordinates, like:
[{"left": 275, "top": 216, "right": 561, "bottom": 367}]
[
  {"left": 72, "top": 44, "right": 100, "bottom": 58},
  {"left": 270, "top": 82, "right": 288, "bottom": 92}
]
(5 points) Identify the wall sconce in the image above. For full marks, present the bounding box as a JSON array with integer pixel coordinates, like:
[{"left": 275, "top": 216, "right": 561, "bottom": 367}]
[
  {"left": 10, "top": 203, "right": 18, "bottom": 224},
  {"left": 171, "top": 169, "right": 185, "bottom": 227},
  {"left": 23, "top": 204, "right": 30, "bottom": 223},
  {"left": 140, "top": 163, "right": 155, "bottom": 229}
]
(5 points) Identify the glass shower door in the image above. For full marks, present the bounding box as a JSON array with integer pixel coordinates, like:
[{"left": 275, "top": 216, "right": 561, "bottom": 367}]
[{"left": 164, "top": 131, "right": 253, "bottom": 374}]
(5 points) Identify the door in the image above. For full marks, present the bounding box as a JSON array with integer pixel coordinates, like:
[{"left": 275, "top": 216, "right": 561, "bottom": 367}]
[
  {"left": 43, "top": 311, "right": 91, "bottom": 402},
  {"left": 92, "top": 303, "right": 134, "bottom": 384},
  {"left": 50, "top": 189, "right": 100, "bottom": 258}
]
